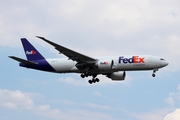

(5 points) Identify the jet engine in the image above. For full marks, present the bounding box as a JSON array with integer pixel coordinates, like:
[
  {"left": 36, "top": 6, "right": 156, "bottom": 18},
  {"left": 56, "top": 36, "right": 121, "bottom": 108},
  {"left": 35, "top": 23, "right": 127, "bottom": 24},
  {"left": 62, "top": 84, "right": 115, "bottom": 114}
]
[
  {"left": 107, "top": 71, "right": 126, "bottom": 80},
  {"left": 97, "top": 60, "right": 114, "bottom": 71}
]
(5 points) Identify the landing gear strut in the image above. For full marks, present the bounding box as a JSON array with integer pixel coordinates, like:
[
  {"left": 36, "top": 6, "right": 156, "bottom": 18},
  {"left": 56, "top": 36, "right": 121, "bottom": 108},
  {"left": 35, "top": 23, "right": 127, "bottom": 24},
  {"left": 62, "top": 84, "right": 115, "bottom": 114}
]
[
  {"left": 80, "top": 73, "right": 100, "bottom": 84},
  {"left": 152, "top": 69, "right": 158, "bottom": 77}
]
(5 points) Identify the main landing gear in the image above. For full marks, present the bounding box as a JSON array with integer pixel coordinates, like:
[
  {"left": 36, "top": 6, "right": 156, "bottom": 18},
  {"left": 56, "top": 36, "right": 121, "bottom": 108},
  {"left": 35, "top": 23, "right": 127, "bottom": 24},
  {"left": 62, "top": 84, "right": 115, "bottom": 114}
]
[
  {"left": 80, "top": 73, "right": 100, "bottom": 84},
  {"left": 152, "top": 69, "right": 158, "bottom": 77},
  {"left": 88, "top": 78, "right": 100, "bottom": 84}
]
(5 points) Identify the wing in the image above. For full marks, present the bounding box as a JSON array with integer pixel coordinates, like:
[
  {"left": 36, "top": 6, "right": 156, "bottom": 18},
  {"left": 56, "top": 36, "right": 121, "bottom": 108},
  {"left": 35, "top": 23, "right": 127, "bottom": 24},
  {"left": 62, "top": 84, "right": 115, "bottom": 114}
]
[{"left": 36, "top": 36, "right": 97, "bottom": 63}]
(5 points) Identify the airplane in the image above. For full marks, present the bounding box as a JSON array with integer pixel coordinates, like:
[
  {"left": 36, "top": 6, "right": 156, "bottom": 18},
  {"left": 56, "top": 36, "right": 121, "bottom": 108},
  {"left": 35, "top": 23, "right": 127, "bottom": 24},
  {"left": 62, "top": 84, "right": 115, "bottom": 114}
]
[{"left": 9, "top": 36, "right": 169, "bottom": 84}]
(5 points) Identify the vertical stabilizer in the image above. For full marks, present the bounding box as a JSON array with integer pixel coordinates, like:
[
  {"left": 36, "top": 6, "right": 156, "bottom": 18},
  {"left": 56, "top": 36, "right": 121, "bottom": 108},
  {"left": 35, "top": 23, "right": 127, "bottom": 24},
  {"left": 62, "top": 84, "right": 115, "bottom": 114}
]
[{"left": 21, "top": 38, "right": 45, "bottom": 61}]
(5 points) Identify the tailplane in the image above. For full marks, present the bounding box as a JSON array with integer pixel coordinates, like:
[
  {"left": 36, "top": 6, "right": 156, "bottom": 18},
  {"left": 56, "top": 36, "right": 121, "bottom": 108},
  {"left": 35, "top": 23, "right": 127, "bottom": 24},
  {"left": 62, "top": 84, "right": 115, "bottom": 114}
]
[
  {"left": 21, "top": 38, "right": 45, "bottom": 61},
  {"left": 9, "top": 56, "right": 37, "bottom": 65}
]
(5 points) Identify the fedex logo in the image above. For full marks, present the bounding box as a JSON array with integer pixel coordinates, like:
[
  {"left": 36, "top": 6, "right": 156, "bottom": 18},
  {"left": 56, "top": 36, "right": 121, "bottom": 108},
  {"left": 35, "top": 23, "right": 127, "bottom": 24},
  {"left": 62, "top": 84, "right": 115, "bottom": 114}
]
[
  {"left": 100, "top": 62, "right": 108, "bottom": 65},
  {"left": 119, "top": 56, "right": 145, "bottom": 64},
  {"left": 26, "top": 50, "right": 36, "bottom": 55}
]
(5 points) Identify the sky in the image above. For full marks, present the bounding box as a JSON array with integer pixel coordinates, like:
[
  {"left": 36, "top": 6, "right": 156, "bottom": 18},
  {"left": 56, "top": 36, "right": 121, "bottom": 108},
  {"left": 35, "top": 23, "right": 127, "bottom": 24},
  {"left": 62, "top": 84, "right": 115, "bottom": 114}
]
[{"left": 0, "top": 0, "right": 180, "bottom": 120}]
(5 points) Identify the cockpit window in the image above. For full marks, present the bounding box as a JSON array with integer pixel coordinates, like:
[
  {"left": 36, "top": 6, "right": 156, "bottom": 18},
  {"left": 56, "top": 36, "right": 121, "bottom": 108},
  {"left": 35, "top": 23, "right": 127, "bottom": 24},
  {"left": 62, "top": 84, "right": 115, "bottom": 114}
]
[{"left": 160, "top": 58, "right": 165, "bottom": 60}]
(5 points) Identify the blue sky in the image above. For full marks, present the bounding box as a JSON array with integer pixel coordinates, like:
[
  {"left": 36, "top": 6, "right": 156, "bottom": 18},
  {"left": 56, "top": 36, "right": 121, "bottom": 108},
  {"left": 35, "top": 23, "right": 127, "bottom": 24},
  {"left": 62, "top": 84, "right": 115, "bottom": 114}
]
[{"left": 0, "top": 0, "right": 180, "bottom": 120}]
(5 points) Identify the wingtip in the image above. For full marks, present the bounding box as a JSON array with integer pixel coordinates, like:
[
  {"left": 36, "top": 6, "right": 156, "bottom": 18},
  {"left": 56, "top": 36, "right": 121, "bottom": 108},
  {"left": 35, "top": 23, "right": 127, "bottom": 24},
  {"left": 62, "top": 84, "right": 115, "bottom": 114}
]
[
  {"left": 36, "top": 36, "right": 46, "bottom": 40},
  {"left": 8, "top": 56, "right": 13, "bottom": 58},
  {"left": 8, "top": 56, "right": 16, "bottom": 60}
]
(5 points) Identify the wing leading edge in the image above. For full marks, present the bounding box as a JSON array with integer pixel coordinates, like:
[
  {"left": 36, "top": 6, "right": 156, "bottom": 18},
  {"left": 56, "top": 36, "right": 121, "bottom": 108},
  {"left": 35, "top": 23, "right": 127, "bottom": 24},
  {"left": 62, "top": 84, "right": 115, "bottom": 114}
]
[{"left": 36, "top": 36, "right": 97, "bottom": 63}]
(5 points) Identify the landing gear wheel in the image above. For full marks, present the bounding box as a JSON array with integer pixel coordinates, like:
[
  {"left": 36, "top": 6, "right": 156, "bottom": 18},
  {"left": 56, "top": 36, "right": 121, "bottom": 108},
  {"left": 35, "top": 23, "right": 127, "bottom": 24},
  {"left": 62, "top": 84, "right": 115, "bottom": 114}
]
[
  {"left": 81, "top": 74, "right": 85, "bottom": 78},
  {"left": 152, "top": 74, "right": 156, "bottom": 77},
  {"left": 84, "top": 73, "right": 99, "bottom": 84},
  {"left": 88, "top": 80, "right": 92, "bottom": 84},
  {"left": 95, "top": 78, "right": 100, "bottom": 82},
  {"left": 92, "top": 79, "right": 96, "bottom": 83}
]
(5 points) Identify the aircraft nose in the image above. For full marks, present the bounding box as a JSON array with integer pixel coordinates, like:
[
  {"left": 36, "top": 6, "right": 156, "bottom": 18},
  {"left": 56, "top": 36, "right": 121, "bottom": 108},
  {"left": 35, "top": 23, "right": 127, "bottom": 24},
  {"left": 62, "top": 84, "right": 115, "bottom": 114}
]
[{"left": 162, "top": 61, "right": 169, "bottom": 67}]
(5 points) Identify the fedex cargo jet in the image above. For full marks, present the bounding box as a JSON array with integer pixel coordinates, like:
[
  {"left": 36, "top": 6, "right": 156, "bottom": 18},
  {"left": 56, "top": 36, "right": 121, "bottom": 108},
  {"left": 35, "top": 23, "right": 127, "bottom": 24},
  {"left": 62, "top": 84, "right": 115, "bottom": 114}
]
[{"left": 9, "top": 36, "right": 169, "bottom": 84}]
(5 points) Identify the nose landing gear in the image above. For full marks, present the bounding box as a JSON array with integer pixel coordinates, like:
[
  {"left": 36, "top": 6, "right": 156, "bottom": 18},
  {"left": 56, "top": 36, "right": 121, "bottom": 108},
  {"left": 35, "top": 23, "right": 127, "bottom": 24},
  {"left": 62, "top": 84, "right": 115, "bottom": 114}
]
[{"left": 152, "top": 69, "right": 158, "bottom": 77}]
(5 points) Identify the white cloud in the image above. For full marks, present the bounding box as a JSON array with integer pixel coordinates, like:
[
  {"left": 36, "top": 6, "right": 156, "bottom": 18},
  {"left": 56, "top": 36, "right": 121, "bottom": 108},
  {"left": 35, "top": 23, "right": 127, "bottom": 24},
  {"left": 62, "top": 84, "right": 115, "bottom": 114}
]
[
  {"left": 165, "top": 97, "right": 175, "bottom": 106},
  {"left": 94, "top": 91, "right": 102, "bottom": 97},
  {"left": 24, "top": 92, "right": 45, "bottom": 100},
  {"left": 164, "top": 109, "right": 180, "bottom": 120},
  {"left": 0, "top": 89, "right": 118, "bottom": 120},
  {"left": 165, "top": 84, "right": 180, "bottom": 106},
  {"left": 58, "top": 76, "right": 88, "bottom": 86},
  {"left": 131, "top": 108, "right": 173, "bottom": 120},
  {"left": 34, "top": 105, "right": 68, "bottom": 120},
  {"left": 0, "top": 89, "right": 66, "bottom": 119},
  {"left": 177, "top": 85, "right": 180, "bottom": 91},
  {"left": 0, "top": 89, "right": 34, "bottom": 109},
  {"left": 163, "top": 85, "right": 180, "bottom": 119},
  {"left": 132, "top": 113, "right": 164, "bottom": 120}
]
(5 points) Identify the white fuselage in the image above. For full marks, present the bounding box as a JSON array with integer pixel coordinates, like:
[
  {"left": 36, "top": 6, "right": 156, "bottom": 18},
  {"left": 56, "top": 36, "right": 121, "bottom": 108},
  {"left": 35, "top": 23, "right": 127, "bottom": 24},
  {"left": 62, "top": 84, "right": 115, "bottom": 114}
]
[{"left": 45, "top": 55, "right": 168, "bottom": 74}]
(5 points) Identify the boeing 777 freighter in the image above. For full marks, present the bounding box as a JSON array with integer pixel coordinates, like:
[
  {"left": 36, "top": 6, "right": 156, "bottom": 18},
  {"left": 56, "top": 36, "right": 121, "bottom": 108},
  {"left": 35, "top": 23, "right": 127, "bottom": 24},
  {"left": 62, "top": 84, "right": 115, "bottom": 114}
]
[{"left": 9, "top": 36, "right": 169, "bottom": 84}]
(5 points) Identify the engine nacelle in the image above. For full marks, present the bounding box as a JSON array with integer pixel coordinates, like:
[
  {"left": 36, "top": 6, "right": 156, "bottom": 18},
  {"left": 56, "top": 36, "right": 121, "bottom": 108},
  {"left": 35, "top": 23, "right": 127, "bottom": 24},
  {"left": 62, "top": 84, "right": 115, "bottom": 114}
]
[
  {"left": 107, "top": 71, "right": 126, "bottom": 81},
  {"left": 97, "top": 60, "right": 114, "bottom": 71}
]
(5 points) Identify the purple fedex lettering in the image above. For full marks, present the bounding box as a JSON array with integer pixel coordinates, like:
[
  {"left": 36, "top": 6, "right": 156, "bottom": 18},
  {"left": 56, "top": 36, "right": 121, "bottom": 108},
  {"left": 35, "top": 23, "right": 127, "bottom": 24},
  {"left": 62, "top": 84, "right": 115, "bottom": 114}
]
[
  {"left": 119, "top": 56, "right": 145, "bottom": 64},
  {"left": 119, "top": 56, "right": 134, "bottom": 64}
]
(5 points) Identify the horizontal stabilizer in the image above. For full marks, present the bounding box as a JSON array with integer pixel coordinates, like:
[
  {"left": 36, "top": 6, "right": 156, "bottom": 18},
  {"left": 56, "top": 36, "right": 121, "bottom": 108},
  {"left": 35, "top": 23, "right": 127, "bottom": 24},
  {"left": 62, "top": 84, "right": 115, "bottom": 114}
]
[{"left": 9, "top": 56, "right": 37, "bottom": 65}]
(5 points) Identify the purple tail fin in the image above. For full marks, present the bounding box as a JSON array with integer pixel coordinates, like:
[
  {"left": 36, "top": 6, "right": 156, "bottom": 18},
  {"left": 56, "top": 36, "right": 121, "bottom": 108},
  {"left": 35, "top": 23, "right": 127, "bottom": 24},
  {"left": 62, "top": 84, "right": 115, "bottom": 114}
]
[{"left": 21, "top": 38, "right": 45, "bottom": 61}]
